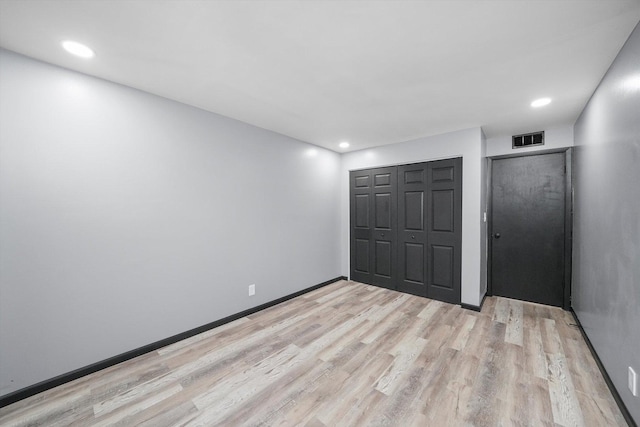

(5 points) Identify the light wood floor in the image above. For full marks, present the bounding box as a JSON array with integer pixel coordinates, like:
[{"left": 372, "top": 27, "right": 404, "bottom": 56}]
[{"left": 0, "top": 280, "right": 627, "bottom": 426}]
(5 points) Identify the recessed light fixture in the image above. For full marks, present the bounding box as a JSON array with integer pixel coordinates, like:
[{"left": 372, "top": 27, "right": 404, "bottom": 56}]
[
  {"left": 62, "top": 40, "right": 95, "bottom": 58},
  {"left": 622, "top": 74, "right": 640, "bottom": 91},
  {"left": 531, "top": 97, "right": 551, "bottom": 108},
  {"left": 339, "top": 142, "right": 350, "bottom": 149}
]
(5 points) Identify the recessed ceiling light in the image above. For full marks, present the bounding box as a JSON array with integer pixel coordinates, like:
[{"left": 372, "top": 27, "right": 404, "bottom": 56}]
[
  {"left": 62, "top": 40, "right": 95, "bottom": 58},
  {"left": 531, "top": 98, "right": 551, "bottom": 108},
  {"left": 339, "top": 142, "right": 350, "bottom": 149},
  {"left": 622, "top": 74, "right": 640, "bottom": 91}
]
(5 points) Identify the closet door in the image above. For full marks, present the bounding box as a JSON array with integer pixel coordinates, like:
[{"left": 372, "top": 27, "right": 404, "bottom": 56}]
[
  {"left": 397, "top": 163, "right": 428, "bottom": 297},
  {"left": 426, "top": 158, "right": 462, "bottom": 304},
  {"left": 350, "top": 159, "right": 461, "bottom": 305},
  {"left": 350, "top": 169, "right": 374, "bottom": 285},
  {"left": 370, "top": 167, "right": 397, "bottom": 289},
  {"left": 349, "top": 167, "right": 397, "bottom": 289}
]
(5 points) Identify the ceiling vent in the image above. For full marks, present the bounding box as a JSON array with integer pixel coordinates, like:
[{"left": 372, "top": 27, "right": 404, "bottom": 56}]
[{"left": 512, "top": 131, "right": 544, "bottom": 149}]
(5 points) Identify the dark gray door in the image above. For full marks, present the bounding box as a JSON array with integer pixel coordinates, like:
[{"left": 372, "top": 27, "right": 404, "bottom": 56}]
[
  {"left": 491, "top": 153, "right": 566, "bottom": 307},
  {"left": 426, "top": 158, "right": 462, "bottom": 304},
  {"left": 371, "top": 167, "right": 397, "bottom": 289},
  {"left": 397, "top": 163, "right": 428, "bottom": 297},
  {"left": 350, "top": 158, "right": 462, "bottom": 305},
  {"left": 349, "top": 167, "right": 397, "bottom": 290},
  {"left": 350, "top": 169, "right": 373, "bottom": 285}
]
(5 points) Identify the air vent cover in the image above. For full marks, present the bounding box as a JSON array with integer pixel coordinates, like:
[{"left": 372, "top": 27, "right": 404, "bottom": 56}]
[{"left": 512, "top": 131, "right": 544, "bottom": 149}]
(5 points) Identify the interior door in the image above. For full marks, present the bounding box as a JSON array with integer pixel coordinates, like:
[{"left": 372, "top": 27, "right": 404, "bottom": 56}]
[
  {"left": 426, "top": 158, "right": 462, "bottom": 304},
  {"left": 491, "top": 152, "right": 566, "bottom": 307},
  {"left": 397, "top": 163, "right": 428, "bottom": 297}
]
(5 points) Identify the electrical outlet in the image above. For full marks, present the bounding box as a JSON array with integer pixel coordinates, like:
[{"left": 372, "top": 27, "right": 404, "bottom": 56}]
[
  {"left": 629, "top": 367, "right": 638, "bottom": 397},
  {"left": 248, "top": 284, "right": 256, "bottom": 296}
]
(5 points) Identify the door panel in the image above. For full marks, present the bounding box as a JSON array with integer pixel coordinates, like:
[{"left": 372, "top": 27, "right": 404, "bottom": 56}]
[
  {"left": 371, "top": 168, "right": 397, "bottom": 289},
  {"left": 375, "top": 241, "right": 392, "bottom": 277},
  {"left": 397, "top": 163, "right": 428, "bottom": 296},
  {"left": 374, "top": 172, "right": 391, "bottom": 186},
  {"left": 431, "top": 245, "right": 453, "bottom": 289},
  {"left": 432, "top": 190, "right": 454, "bottom": 231},
  {"left": 350, "top": 170, "right": 373, "bottom": 284},
  {"left": 355, "top": 175, "right": 370, "bottom": 188},
  {"left": 432, "top": 165, "right": 455, "bottom": 182},
  {"left": 350, "top": 167, "right": 396, "bottom": 289},
  {"left": 404, "top": 191, "right": 424, "bottom": 230},
  {"left": 355, "top": 194, "right": 369, "bottom": 227},
  {"left": 374, "top": 193, "right": 392, "bottom": 228},
  {"left": 404, "top": 243, "right": 424, "bottom": 283},
  {"left": 491, "top": 153, "right": 566, "bottom": 307},
  {"left": 354, "top": 239, "right": 370, "bottom": 274},
  {"left": 404, "top": 169, "right": 425, "bottom": 184},
  {"left": 426, "top": 158, "right": 462, "bottom": 304}
]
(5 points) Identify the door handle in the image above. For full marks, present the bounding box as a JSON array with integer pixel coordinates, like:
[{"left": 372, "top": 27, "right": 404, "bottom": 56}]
[
  {"left": 494, "top": 233, "right": 501, "bottom": 239},
  {"left": 411, "top": 235, "right": 415, "bottom": 239},
  {"left": 381, "top": 233, "right": 385, "bottom": 237}
]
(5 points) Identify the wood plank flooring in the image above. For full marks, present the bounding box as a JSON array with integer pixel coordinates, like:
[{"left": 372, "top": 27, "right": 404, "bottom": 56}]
[{"left": 0, "top": 280, "right": 627, "bottom": 426}]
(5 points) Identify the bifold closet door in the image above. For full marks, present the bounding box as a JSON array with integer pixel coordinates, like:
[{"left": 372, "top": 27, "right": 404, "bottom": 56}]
[
  {"left": 397, "top": 163, "right": 428, "bottom": 297},
  {"left": 350, "top": 158, "right": 461, "bottom": 305},
  {"left": 426, "top": 158, "right": 462, "bottom": 304},
  {"left": 349, "top": 167, "right": 397, "bottom": 290}
]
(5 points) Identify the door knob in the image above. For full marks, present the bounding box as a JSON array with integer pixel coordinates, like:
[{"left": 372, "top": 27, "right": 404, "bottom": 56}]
[
  {"left": 494, "top": 233, "right": 501, "bottom": 239},
  {"left": 381, "top": 233, "right": 385, "bottom": 237},
  {"left": 411, "top": 235, "right": 415, "bottom": 239}
]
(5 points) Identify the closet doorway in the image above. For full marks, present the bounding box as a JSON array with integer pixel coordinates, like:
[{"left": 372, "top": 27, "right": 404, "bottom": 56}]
[{"left": 349, "top": 158, "right": 462, "bottom": 304}]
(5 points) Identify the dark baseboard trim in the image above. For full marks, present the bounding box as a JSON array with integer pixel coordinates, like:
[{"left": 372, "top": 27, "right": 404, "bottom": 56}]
[
  {"left": 0, "top": 276, "right": 347, "bottom": 409},
  {"left": 570, "top": 309, "right": 637, "bottom": 427},
  {"left": 461, "top": 293, "right": 487, "bottom": 312}
]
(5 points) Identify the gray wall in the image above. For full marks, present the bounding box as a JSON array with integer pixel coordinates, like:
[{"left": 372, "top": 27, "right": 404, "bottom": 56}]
[
  {"left": 340, "top": 128, "right": 487, "bottom": 306},
  {"left": 573, "top": 23, "right": 640, "bottom": 421},
  {"left": 0, "top": 49, "right": 342, "bottom": 396}
]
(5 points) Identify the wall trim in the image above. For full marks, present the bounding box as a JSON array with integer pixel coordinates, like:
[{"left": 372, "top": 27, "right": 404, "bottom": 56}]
[
  {"left": 461, "top": 293, "right": 487, "bottom": 312},
  {"left": 0, "top": 276, "right": 347, "bottom": 409},
  {"left": 570, "top": 309, "right": 637, "bottom": 427}
]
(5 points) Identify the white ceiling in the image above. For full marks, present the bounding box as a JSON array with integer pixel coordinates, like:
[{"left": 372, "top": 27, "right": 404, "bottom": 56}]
[{"left": 1, "top": 1, "right": 639, "bottom": 152}]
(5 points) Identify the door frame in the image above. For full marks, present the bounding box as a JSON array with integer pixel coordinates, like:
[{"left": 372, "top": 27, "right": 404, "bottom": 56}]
[{"left": 487, "top": 148, "right": 573, "bottom": 310}]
